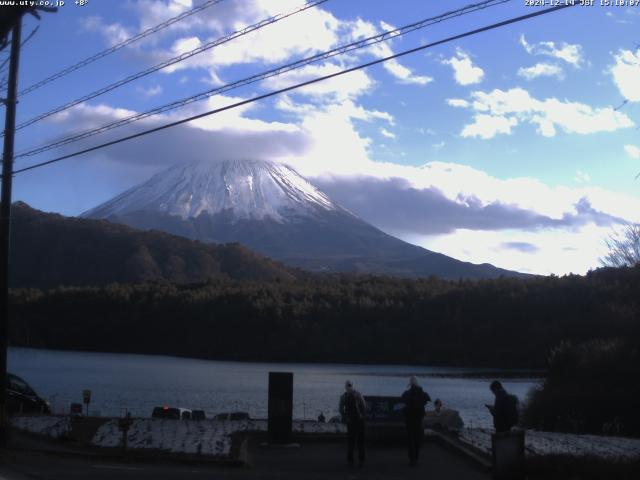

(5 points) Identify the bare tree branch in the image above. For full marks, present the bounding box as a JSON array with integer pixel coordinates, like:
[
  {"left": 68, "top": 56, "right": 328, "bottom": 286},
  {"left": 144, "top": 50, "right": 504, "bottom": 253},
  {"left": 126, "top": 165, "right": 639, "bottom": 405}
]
[{"left": 600, "top": 223, "right": 640, "bottom": 268}]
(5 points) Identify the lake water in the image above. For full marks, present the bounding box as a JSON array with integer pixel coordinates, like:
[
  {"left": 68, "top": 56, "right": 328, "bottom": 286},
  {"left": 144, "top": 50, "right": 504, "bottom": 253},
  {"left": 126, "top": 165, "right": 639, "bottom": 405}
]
[{"left": 8, "top": 347, "right": 540, "bottom": 428}]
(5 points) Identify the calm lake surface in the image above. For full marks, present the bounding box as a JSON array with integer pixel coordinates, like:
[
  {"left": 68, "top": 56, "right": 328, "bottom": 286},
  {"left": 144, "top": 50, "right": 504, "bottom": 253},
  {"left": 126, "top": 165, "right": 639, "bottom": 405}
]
[{"left": 9, "top": 347, "right": 540, "bottom": 428}]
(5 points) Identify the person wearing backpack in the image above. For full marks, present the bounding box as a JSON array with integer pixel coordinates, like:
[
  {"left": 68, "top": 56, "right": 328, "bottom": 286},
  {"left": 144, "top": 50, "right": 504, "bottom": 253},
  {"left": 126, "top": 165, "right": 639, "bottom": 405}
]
[
  {"left": 339, "top": 380, "right": 366, "bottom": 467},
  {"left": 401, "top": 376, "right": 431, "bottom": 466},
  {"left": 485, "top": 380, "right": 519, "bottom": 433}
]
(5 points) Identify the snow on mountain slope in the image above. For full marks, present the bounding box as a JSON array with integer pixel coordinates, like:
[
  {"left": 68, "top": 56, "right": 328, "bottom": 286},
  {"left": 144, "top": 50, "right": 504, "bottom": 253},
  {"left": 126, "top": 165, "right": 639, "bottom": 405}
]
[{"left": 83, "top": 159, "right": 336, "bottom": 222}]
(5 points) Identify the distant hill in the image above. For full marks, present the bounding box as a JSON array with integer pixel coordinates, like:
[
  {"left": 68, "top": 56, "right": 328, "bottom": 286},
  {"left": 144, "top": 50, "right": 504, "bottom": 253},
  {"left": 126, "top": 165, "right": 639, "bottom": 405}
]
[
  {"left": 9, "top": 202, "right": 297, "bottom": 289},
  {"left": 84, "top": 159, "right": 526, "bottom": 280}
]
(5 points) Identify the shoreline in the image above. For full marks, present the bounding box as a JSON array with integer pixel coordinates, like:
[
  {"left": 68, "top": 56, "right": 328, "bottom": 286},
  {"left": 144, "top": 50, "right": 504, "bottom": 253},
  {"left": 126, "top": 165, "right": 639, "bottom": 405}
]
[{"left": 8, "top": 346, "right": 547, "bottom": 374}]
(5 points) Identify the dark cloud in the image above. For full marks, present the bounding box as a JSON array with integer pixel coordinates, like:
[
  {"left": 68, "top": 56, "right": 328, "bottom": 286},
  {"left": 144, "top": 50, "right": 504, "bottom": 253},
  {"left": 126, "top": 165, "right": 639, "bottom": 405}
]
[
  {"left": 44, "top": 105, "right": 310, "bottom": 169},
  {"left": 22, "top": 104, "right": 311, "bottom": 212},
  {"left": 312, "top": 175, "right": 625, "bottom": 235},
  {"left": 500, "top": 242, "right": 539, "bottom": 253}
]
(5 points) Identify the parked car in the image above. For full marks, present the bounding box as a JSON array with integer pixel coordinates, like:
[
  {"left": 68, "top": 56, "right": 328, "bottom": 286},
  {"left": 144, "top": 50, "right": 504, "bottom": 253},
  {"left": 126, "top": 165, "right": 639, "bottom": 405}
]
[
  {"left": 151, "top": 406, "right": 192, "bottom": 420},
  {"left": 7, "top": 373, "right": 50, "bottom": 415},
  {"left": 191, "top": 409, "right": 206, "bottom": 420}
]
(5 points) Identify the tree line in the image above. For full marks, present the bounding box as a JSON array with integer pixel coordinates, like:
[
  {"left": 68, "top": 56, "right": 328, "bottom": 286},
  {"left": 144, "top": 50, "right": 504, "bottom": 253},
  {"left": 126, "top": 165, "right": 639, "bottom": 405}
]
[{"left": 8, "top": 265, "right": 639, "bottom": 369}]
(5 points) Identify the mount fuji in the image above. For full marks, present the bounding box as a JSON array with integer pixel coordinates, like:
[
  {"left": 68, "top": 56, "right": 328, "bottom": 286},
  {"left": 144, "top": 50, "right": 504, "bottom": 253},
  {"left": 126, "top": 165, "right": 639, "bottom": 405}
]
[{"left": 83, "top": 159, "right": 522, "bottom": 279}]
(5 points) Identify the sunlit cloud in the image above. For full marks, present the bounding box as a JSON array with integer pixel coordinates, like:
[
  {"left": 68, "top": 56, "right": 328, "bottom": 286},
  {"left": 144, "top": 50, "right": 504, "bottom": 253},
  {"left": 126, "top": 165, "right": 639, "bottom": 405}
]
[
  {"left": 442, "top": 49, "right": 485, "bottom": 85},
  {"left": 520, "top": 35, "right": 584, "bottom": 67},
  {"left": 610, "top": 49, "right": 640, "bottom": 103},
  {"left": 448, "top": 88, "right": 634, "bottom": 139},
  {"left": 625, "top": 144, "right": 640, "bottom": 159},
  {"left": 517, "top": 63, "right": 564, "bottom": 80},
  {"left": 380, "top": 128, "right": 396, "bottom": 139}
]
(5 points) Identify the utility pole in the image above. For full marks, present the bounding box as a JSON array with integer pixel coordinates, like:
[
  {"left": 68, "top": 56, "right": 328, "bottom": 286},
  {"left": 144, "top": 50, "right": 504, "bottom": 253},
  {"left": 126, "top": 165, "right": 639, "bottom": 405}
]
[
  {"left": 0, "top": 5, "right": 56, "bottom": 447},
  {"left": 0, "top": 16, "right": 22, "bottom": 448}
]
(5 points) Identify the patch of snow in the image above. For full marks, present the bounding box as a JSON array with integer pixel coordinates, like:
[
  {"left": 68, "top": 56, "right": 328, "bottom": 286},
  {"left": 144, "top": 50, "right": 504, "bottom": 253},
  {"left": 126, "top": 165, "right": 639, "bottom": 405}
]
[
  {"left": 292, "top": 421, "right": 346, "bottom": 434},
  {"left": 11, "top": 415, "right": 71, "bottom": 439},
  {"left": 91, "top": 419, "right": 345, "bottom": 458},
  {"left": 83, "top": 159, "right": 337, "bottom": 223},
  {"left": 459, "top": 428, "right": 640, "bottom": 461}
]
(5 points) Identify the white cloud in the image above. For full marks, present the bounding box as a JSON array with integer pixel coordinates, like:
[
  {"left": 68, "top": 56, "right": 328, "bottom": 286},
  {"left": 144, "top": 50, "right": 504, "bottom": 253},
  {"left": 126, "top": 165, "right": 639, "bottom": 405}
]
[
  {"left": 604, "top": 10, "right": 632, "bottom": 24},
  {"left": 520, "top": 35, "right": 584, "bottom": 67},
  {"left": 172, "top": 36, "right": 201, "bottom": 55},
  {"left": 610, "top": 49, "right": 640, "bottom": 103},
  {"left": 413, "top": 225, "right": 613, "bottom": 275},
  {"left": 368, "top": 39, "right": 433, "bottom": 86},
  {"left": 517, "top": 63, "right": 564, "bottom": 80},
  {"left": 446, "top": 98, "right": 470, "bottom": 108},
  {"left": 275, "top": 98, "right": 395, "bottom": 177},
  {"left": 80, "top": 16, "right": 132, "bottom": 47},
  {"left": 120, "top": 2, "right": 434, "bottom": 96},
  {"left": 136, "top": 85, "right": 163, "bottom": 98},
  {"left": 134, "top": 0, "right": 194, "bottom": 32},
  {"left": 625, "top": 144, "right": 640, "bottom": 159},
  {"left": 205, "top": 7, "right": 341, "bottom": 66},
  {"left": 442, "top": 49, "right": 484, "bottom": 85},
  {"left": 382, "top": 59, "right": 433, "bottom": 85},
  {"left": 380, "top": 128, "right": 396, "bottom": 139},
  {"left": 262, "top": 62, "right": 374, "bottom": 100},
  {"left": 276, "top": 94, "right": 393, "bottom": 125},
  {"left": 574, "top": 170, "right": 591, "bottom": 183},
  {"left": 115, "top": 2, "right": 346, "bottom": 77},
  {"left": 448, "top": 88, "right": 634, "bottom": 139},
  {"left": 461, "top": 114, "right": 518, "bottom": 139}
]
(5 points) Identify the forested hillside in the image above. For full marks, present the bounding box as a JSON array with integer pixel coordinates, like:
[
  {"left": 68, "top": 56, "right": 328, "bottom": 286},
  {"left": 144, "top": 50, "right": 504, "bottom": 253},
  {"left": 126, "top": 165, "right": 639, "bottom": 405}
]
[
  {"left": 10, "top": 202, "right": 297, "bottom": 288},
  {"left": 9, "top": 266, "right": 639, "bottom": 368}
]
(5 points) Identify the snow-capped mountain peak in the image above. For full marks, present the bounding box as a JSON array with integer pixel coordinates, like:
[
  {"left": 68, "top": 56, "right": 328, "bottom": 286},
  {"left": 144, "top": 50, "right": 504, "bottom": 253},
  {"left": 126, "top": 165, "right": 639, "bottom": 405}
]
[{"left": 83, "top": 159, "right": 337, "bottom": 222}]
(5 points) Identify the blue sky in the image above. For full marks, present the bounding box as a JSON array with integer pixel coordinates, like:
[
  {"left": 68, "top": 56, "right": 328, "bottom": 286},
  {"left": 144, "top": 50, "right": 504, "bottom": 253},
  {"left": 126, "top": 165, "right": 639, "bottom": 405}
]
[{"left": 5, "top": 0, "right": 640, "bottom": 275}]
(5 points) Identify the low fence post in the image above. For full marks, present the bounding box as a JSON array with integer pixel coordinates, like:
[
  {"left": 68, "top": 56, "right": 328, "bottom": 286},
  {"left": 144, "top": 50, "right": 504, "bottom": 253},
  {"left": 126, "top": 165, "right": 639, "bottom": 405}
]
[{"left": 118, "top": 412, "right": 132, "bottom": 454}]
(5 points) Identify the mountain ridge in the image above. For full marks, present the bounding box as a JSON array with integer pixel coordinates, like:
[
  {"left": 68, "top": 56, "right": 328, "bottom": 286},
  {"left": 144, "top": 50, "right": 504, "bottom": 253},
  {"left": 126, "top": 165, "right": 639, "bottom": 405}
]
[{"left": 10, "top": 201, "right": 298, "bottom": 289}]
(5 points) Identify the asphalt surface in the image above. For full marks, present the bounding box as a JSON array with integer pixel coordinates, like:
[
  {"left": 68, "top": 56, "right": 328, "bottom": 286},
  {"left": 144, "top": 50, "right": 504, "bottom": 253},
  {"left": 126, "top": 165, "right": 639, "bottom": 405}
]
[{"left": 0, "top": 440, "right": 491, "bottom": 480}]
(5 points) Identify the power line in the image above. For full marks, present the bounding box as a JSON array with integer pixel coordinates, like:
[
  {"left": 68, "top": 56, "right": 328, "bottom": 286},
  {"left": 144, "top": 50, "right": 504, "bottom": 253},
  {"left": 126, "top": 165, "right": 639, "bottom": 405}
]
[
  {"left": 12, "top": 3, "right": 576, "bottom": 176},
  {"left": 15, "top": 0, "right": 511, "bottom": 159},
  {"left": 16, "top": 0, "right": 227, "bottom": 97},
  {"left": 0, "top": 25, "right": 39, "bottom": 88},
  {"left": 10, "top": 0, "right": 330, "bottom": 133}
]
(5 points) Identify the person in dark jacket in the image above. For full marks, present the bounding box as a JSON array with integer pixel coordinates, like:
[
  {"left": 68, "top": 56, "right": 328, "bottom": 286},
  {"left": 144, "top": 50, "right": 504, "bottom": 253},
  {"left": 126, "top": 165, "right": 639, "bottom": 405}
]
[
  {"left": 401, "top": 376, "right": 431, "bottom": 466},
  {"left": 485, "top": 380, "right": 517, "bottom": 433},
  {"left": 339, "top": 380, "right": 366, "bottom": 467}
]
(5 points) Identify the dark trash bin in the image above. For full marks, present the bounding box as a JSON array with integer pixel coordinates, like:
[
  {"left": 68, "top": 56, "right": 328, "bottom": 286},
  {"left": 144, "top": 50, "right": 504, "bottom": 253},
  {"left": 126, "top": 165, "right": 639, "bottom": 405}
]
[{"left": 492, "top": 430, "right": 525, "bottom": 480}]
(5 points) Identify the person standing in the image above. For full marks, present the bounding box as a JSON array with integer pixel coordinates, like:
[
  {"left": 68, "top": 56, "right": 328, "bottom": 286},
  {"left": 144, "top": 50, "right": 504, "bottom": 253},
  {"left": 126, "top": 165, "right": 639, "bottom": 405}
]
[
  {"left": 401, "top": 376, "right": 431, "bottom": 466},
  {"left": 485, "top": 380, "right": 519, "bottom": 433},
  {"left": 339, "top": 380, "right": 366, "bottom": 467}
]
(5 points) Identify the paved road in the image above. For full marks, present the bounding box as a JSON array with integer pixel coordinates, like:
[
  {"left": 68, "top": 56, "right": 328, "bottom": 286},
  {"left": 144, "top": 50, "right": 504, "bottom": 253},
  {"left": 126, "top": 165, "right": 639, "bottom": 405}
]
[{"left": 0, "top": 441, "right": 490, "bottom": 480}]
